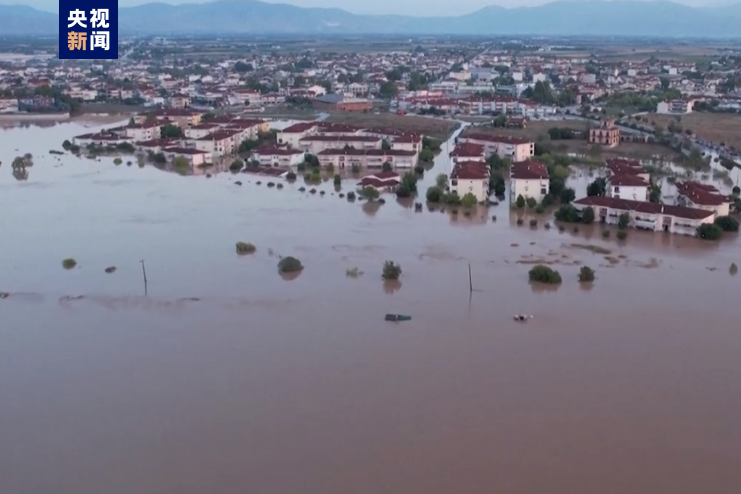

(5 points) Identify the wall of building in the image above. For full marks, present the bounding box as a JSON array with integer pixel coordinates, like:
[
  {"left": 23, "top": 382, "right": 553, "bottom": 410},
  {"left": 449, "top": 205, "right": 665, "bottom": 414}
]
[{"left": 510, "top": 178, "right": 549, "bottom": 202}]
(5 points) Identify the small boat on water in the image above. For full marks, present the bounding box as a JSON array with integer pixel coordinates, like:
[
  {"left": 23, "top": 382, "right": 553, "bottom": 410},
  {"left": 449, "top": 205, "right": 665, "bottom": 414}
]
[{"left": 385, "top": 314, "right": 412, "bottom": 322}]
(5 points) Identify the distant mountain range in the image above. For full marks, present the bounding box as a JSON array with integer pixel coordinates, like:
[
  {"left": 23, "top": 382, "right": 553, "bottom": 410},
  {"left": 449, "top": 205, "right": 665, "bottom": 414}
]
[{"left": 4, "top": 0, "right": 741, "bottom": 37}]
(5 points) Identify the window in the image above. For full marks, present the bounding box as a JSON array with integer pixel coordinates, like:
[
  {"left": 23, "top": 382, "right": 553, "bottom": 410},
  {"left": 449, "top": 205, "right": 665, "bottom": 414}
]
[
  {"left": 614, "top": 186, "right": 620, "bottom": 193},
  {"left": 451, "top": 179, "right": 458, "bottom": 186},
  {"left": 540, "top": 187, "right": 547, "bottom": 195}
]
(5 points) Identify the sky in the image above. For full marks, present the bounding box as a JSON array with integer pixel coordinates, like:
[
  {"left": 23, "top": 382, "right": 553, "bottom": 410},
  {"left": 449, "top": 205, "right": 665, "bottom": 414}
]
[{"left": 14, "top": 0, "right": 725, "bottom": 17}]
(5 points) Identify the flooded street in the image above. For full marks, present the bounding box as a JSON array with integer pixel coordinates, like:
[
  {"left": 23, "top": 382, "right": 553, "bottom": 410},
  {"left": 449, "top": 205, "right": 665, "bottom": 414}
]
[{"left": 1, "top": 119, "right": 741, "bottom": 494}]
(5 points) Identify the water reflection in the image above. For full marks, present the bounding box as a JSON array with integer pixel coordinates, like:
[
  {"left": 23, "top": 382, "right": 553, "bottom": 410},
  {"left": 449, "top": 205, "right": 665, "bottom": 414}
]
[
  {"left": 529, "top": 282, "right": 561, "bottom": 293},
  {"left": 12, "top": 168, "right": 28, "bottom": 181},
  {"left": 279, "top": 270, "right": 302, "bottom": 282},
  {"left": 362, "top": 201, "right": 382, "bottom": 216},
  {"left": 382, "top": 279, "right": 402, "bottom": 294}
]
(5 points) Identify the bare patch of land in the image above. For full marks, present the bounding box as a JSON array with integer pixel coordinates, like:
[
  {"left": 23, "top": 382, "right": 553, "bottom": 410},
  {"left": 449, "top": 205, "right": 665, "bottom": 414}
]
[
  {"left": 327, "top": 112, "right": 460, "bottom": 140},
  {"left": 650, "top": 113, "right": 741, "bottom": 150}
]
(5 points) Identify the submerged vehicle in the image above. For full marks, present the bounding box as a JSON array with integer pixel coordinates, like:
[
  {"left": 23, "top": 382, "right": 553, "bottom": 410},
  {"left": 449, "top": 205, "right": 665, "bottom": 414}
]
[{"left": 385, "top": 314, "right": 412, "bottom": 322}]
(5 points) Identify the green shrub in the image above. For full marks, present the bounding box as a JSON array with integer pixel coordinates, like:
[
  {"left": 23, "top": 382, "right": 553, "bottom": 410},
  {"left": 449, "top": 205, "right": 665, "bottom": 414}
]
[
  {"left": 286, "top": 171, "right": 297, "bottom": 181},
  {"left": 297, "top": 162, "right": 306, "bottom": 172},
  {"left": 396, "top": 184, "right": 412, "bottom": 198},
  {"left": 554, "top": 204, "right": 580, "bottom": 223},
  {"left": 435, "top": 173, "right": 448, "bottom": 188},
  {"left": 715, "top": 215, "right": 739, "bottom": 232},
  {"left": 578, "top": 266, "right": 595, "bottom": 282},
  {"left": 382, "top": 261, "right": 402, "bottom": 280},
  {"left": 516, "top": 194, "right": 526, "bottom": 208},
  {"left": 360, "top": 187, "right": 380, "bottom": 200},
  {"left": 618, "top": 212, "right": 630, "bottom": 230},
  {"left": 526, "top": 197, "right": 537, "bottom": 208},
  {"left": 229, "top": 159, "right": 244, "bottom": 172},
  {"left": 235, "top": 242, "right": 256, "bottom": 255},
  {"left": 617, "top": 231, "right": 628, "bottom": 241},
  {"left": 442, "top": 191, "right": 461, "bottom": 205},
  {"left": 113, "top": 157, "right": 123, "bottom": 165},
  {"left": 696, "top": 223, "right": 722, "bottom": 240},
  {"left": 62, "top": 258, "right": 77, "bottom": 269},
  {"left": 347, "top": 191, "right": 356, "bottom": 201},
  {"left": 333, "top": 174, "right": 341, "bottom": 186},
  {"left": 535, "top": 205, "right": 545, "bottom": 214},
  {"left": 426, "top": 185, "right": 443, "bottom": 202},
  {"left": 278, "top": 256, "right": 303, "bottom": 273},
  {"left": 528, "top": 265, "right": 562, "bottom": 284},
  {"left": 461, "top": 192, "right": 478, "bottom": 207},
  {"left": 582, "top": 206, "right": 595, "bottom": 224}
]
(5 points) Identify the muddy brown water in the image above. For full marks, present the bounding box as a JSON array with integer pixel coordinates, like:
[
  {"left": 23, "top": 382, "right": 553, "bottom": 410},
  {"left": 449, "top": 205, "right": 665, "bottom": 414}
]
[{"left": 1, "top": 121, "right": 741, "bottom": 494}]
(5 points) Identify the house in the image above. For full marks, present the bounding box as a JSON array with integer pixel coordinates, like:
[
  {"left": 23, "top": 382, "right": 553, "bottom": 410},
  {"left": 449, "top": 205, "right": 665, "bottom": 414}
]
[
  {"left": 123, "top": 121, "right": 162, "bottom": 141},
  {"left": 657, "top": 99, "right": 694, "bottom": 114},
  {"left": 450, "top": 161, "right": 490, "bottom": 202},
  {"left": 135, "top": 138, "right": 182, "bottom": 153},
  {"left": 589, "top": 119, "right": 620, "bottom": 148},
  {"left": 312, "top": 93, "right": 373, "bottom": 112},
  {"left": 150, "top": 109, "right": 203, "bottom": 127},
  {"left": 277, "top": 122, "right": 317, "bottom": 148},
  {"left": 605, "top": 158, "right": 650, "bottom": 182},
  {"left": 193, "top": 129, "right": 242, "bottom": 157},
  {"left": 252, "top": 146, "right": 304, "bottom": 167},
  {"left": 162, "top": 147, "right": 210, "bottom": 167},
  {"left": 450, "top": 143, "right": 486, "bottom": 163},
  {"left": 457, "top": 133, "right": 534, "bottom": 162},
  {"left": 169, "top": 94, "right": 191, "bottom": 109},
  {"left": 675, "top": 181, "right": 731, "bottom": 217},
  {"left": 358, "top": 171, "right": 401, "bottom": 191},
  {"left": 317, "top": 149, "right": 417, "bottom": 169},
  {"left": 73, "top": 131, "right": 133, "bottom": 146},
  {"left": 607, "top": 174, "right": 650, "bottom": 202},
  {"left": 573, "top": 196, "right": 715, "bottom": 235},
  {"left": 298, "top": 135, "right": 382, "bottom": 154},
  {"left": 510, "top": 160, "right": 549, "bottom": 203},
  {"left": 184, "top": 123, "right": 221, "bottom": 140}
]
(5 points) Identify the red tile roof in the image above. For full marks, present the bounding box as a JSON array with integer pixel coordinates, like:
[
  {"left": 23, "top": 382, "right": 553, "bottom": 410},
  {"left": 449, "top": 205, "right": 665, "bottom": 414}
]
[
  {"left": 281, "top": 122, "right": 317, "bottom": 133},
  {"left": 462, "top": 133, "right": 533, "bottom": 145},
  {"left": 510, "top": 160, "right": 549, "bottom": 179},
  {"left": 364, "top": 171, "right": 400, "bottom": 181},
  {"left": 450, "top": 143, "right": 485, "bottom": 157},
  {"left": 359, "top": 177, "right": 400, "bottom": 188},
  {"left": 574, "top": 196, "right": 715, "bottom": 220},
  {"left": 608, "top": 175, "right": 650, "bottom": 186},
  {"left": 451, "top": 161, "right": 489, "bottom": 180},
  {"left": 676, "top": 181, "right": 729, "bottom": 206},
  {"left": 300, "top": 135, "right": 381, "bottom": 142},
  {"left": 605, "top": 158, "right": 644, "bottom": 175}
]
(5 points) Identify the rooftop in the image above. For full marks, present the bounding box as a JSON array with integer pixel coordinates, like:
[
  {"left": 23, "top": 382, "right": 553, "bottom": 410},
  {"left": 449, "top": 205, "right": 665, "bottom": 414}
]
[
  {"left": 574, "top": 196, "right": 715, "bottom": 220},
  {"left": 510, "top": 160, "right": 549, "bottom": 180}
]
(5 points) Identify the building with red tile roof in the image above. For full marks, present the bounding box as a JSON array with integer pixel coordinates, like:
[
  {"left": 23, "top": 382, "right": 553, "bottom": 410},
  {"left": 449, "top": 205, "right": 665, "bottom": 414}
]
[{"left": 573, "top": 195, "right": 715, "bottom": 235}]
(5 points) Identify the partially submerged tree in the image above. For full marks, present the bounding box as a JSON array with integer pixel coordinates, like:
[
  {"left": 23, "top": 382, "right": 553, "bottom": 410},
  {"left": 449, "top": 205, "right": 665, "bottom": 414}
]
[
  {"left": 382, "top": 261, "right": 402, "bottom": 280},
  {"left": 235, "top": 242, "right": 256, "bottom": 255},
  {"left": 578, "top": 266, "right": 595, "bottom": 282},
  {"left": 528, "top": 265, "right": 562, "bottom": 284},
  {"left": 278, "top": 256, "right": 304, "bottom": 273}
]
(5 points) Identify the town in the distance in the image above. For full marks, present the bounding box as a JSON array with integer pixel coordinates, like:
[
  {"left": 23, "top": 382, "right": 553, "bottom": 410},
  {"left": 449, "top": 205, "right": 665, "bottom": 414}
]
[{"left": 3, "top": 35, "right": 741, "bottom": 241}]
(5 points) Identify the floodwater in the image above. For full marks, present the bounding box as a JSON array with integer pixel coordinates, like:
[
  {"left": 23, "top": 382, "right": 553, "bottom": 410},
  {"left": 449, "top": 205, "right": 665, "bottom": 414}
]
[{"left": 1, "top": 119, "right": 741, "bottom": 494}]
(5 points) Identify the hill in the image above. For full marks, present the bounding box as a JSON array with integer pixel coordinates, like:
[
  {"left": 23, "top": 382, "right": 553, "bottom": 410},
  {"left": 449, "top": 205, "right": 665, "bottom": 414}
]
[{"left": 2, "top": 0, "right": 741, "bottom": 37}]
